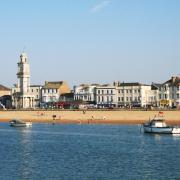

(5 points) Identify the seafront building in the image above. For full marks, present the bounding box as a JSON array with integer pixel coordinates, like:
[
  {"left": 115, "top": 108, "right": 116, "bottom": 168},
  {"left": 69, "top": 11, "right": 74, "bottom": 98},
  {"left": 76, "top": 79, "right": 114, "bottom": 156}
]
[
  {"left": 158, "top": 76, "right": 180, "bottom": 107},
  {"left": 0, "top": 84, "right": 11, "bottom": 109},
  {"left": 0, "top": 84, "right": 11, "bottom": 97},
  {"left": 29, "top": 85, "right": 42, "bottom": 107},
  {"left": 41, "top": 81, "right": 71, "bottom": 103},
  {"left": 12, "top": 53, "right": 35, "bottom": 109},
  {"left": 73, "top": 84, "right": 97, "bottom": 102},
  {"left": 95, "top": 84, "right": 117, "bottom": 107},
  {"left": 115, "top": 82, "right": 156, "bottom": 107}
]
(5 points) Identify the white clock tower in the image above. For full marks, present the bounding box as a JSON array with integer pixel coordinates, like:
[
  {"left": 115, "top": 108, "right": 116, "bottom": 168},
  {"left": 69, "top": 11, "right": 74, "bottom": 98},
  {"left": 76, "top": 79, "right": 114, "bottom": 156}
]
[{"left": 13, "top": 53, "right": 35, "bottom": 109}]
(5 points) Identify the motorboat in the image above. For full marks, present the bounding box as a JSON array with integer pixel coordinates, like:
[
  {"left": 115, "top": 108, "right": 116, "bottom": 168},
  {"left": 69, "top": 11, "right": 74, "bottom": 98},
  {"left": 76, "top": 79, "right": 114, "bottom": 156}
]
[
  {"left": 143, "top": 112, "right": 180, "bottom": 134},
  {"left": 9, "top": 119, "right": 32, "bottom": 127}
]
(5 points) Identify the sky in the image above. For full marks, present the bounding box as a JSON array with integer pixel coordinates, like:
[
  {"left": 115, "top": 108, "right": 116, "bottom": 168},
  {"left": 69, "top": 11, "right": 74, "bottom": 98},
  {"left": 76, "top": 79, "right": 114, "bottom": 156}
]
[{"left": 0, "top": 0, "right": 180, "bottom": 88}]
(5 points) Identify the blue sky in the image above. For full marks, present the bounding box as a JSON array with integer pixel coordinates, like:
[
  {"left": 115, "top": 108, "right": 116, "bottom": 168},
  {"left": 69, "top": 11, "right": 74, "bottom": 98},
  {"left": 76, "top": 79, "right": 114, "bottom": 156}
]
[{"left": 0, "top": 0, "right": 180, "bottom": 88}]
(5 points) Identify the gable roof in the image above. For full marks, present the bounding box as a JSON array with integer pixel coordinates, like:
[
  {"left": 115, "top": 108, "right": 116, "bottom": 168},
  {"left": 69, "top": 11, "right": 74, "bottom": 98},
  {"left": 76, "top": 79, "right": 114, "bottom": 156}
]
[
  {"left": 151, "top": 83, "right": 162, "bottom": 90},
  {"left": 43, "top": 81, "right": 66, "bottom": 89},
  {"left": 0, "top": 84, "right": 10, "bottom": 91}
]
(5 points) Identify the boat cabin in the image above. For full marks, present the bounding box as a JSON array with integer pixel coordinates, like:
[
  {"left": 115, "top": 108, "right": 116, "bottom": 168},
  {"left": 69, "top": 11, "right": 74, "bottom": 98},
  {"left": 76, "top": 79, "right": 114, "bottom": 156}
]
[{"left": 149, "top": 119, "right": 167, "bottom": 127}]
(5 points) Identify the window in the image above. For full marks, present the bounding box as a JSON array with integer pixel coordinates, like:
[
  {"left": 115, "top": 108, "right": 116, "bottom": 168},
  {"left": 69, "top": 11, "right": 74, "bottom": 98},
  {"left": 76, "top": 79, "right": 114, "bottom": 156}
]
[
  {"left": 111, "top": 90, "right": 113, "bottom": 94},
  {"left": 126, "top": 97, "right": 129, "bottom": 101},
  {"left": 32, "top": 89, "right": 33, "bottom": 92},
  {"left": 118, "top": 97, "right": 120, "bottom": 102},
  {"left": 102, "top": 96, "right": 104, "bottom": 102},
  {"left": 177, "top": 94, "right": 179, "bottom": 98},
  {"left": 102, "top": 90, "right": 104, "bottom": 94},
  {"left": 98, "top": 90, "right": 100, "bottom": 94},
  {"left": 36, "top": 95, "right": 39, "bottom": 99},
  {"left": 111, "top": 96, "right": 113, "bottom": 102},
  {"left": 107, "top": 90, "right": 109, "bottom": 94},
  {"left": 107, "top": 96, "right": 109, "bottom": 102},
  {"left": 121, "top": 97, "right": 124, "bottom": 101},
  {"left": 98, "top": 96, "right": 100, "bottom": 102},
  {"left": 164, "top": 94, "right": 167, "bottom": 99},
  {"left": 36, "top": 89, "right": 39, "bottom": 92}
]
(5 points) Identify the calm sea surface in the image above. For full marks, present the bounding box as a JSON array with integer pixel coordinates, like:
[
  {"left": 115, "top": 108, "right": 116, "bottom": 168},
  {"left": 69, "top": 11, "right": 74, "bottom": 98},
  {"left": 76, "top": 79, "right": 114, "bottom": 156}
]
[{"left": 0, "top": 123, "right": 180, "bottom": 180}]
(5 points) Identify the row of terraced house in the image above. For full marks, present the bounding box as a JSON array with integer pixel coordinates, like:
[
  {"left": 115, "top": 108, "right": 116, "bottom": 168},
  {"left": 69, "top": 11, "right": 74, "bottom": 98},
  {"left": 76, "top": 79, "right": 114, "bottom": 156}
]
[
  {"left": 0, "top": 53, "right": 180, "bottom": 109},
  {"left": 74, "top": 76, "right": 180, "bottom": 108},
  {"left": 0, "top": 75, "right": 179, "bottom": 109}
]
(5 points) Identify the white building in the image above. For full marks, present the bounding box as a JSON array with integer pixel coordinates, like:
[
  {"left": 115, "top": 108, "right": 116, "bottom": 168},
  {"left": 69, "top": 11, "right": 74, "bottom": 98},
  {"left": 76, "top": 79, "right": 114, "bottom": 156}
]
[
  {"left": 12, "top": 53, "right": 35, "bottom": 109},
  {"left": 115, "top": 82, "right": 154, "bottom": 107},
  {"left": 30, "top": 85, "right": 42, "bottom": 107},
  {"left": 95, "top": 84, "right": 117, "bottom": 107},
  {"left": 73, "top": 84, "right": 97, "bottom": 102},
  {"left": 12, "top": 85, "right": 42, "bottom": 108},
  {"left": 158, "top": 76, "right": 180, "bottom": 107}
]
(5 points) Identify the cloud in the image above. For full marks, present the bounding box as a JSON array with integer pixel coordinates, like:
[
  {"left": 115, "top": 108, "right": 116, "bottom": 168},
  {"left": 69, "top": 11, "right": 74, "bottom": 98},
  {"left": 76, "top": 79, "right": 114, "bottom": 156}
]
[{"left": 90, "top": 0, "right": 112, "bottom": 13}]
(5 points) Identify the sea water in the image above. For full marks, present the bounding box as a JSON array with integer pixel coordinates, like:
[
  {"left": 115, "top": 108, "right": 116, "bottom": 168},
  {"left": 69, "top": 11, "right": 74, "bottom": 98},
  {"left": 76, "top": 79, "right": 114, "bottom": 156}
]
[{"left": 0, "top": 123, "right": 180, "bottom": 180}]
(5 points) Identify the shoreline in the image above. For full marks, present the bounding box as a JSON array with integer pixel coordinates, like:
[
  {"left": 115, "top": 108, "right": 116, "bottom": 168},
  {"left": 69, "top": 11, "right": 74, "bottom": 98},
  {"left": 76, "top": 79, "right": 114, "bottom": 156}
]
[{"left": 0, "top": 110, "right": 180, "bottom": 125}]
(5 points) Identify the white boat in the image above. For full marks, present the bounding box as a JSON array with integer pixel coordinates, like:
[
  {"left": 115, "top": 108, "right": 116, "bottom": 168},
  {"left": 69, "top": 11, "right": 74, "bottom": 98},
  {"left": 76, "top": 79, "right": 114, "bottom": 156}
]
[
  {"left": 143, "top": 113, "right": 180, "bottom": 134},
  {"left": 9, "top": 119, "right": 32, "bottom": 127}
]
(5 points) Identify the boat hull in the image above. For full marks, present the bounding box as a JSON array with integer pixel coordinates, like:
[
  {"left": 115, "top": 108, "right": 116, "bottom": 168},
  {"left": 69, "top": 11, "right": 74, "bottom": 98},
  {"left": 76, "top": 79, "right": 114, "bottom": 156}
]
[
  {"left": 10, "top": 121, "right": 32, "bottom": 127},
  {"left": 10, "top": 123, "right": 27, "bottom": 127},
  {"left": 143, "top": 125, "right": 173, "bottom": 134}
]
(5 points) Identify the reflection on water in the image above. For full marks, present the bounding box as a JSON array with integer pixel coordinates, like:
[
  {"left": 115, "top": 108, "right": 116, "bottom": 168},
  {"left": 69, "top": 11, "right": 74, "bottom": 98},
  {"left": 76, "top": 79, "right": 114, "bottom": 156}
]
[
  {"left": 18, "top": 128, "right": 33, "bottom": 179},
  {"left": 0, "top": 123, "right": 180, "bottom": 179},
  {"left": 154, "top": 134, "right": 162, "bottom": 141}
]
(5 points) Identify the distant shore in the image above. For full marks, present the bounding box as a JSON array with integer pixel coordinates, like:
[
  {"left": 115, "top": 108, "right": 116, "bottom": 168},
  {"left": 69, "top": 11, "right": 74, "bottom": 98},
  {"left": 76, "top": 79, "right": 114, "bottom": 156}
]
[{"left": 0, "top": 110, "right": 180, "bottom": 125}]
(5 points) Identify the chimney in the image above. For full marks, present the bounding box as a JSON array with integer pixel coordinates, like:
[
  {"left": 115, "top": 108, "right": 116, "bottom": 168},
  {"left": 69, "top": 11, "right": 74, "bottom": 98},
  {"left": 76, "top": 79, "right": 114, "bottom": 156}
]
[
  {"left": 172, "top": 76, "right": 176, "bottom": 83},
  {"left": 113, "top": 81, "right": 119, "bottom": 87}
]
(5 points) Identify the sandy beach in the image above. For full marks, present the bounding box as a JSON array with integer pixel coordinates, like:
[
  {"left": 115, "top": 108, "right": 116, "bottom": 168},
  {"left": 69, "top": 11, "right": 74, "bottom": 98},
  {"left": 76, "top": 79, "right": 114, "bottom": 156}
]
[{"left": 0, "top": 110, "right": 180, "bottom": 125}]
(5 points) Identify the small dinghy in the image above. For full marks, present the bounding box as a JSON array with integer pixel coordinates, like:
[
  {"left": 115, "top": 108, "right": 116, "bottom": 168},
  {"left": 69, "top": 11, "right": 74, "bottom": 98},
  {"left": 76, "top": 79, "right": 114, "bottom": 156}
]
[{"left": 9, "top": 119, "right": 32, "bottom": 127}]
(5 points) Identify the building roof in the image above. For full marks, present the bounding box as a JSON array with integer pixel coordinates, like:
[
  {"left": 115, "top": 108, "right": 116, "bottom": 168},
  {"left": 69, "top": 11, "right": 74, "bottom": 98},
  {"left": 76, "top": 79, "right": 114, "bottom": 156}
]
[
  {"left": 79, "top": 84, "right": 99, "bottom": 87},
  {"left": 30, "top": 85, "right": 42, "bottom": 87},
  {"left": 151, "top": 83, "right": 162, "bottom": 90},
  {"left": 0, "top": 84, "right": 10, "bottom": 91},
  {"left": 164, "top": 76, "right": 180, "bottom": 86},
  {"left": 118, "top": 82, "right": 150, "bottom": 87},
  {"left": 43, "top": 81, "right": 66, "bottom": 89}
]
